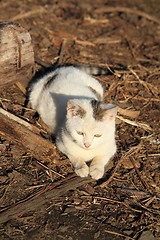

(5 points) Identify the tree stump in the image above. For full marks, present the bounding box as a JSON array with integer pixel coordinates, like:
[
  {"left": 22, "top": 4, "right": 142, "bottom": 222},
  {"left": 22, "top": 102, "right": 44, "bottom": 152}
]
[{"left": 0, "top": 22, "right": 35, "bottom": 88}]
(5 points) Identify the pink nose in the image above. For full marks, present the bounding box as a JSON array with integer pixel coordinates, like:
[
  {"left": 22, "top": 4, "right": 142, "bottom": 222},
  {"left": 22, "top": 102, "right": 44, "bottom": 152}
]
[{"left": 84, "top": 143, "right": 91, "bottom": 148}]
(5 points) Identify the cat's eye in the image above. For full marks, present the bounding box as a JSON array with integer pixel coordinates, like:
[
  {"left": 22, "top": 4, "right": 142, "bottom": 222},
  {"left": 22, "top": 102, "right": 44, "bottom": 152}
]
[
  {"left": 94, "top": 134, "right": 102, "bottom": 137},
  {"left": 77, "top": 131, "right": 84, "bottom": 135}
]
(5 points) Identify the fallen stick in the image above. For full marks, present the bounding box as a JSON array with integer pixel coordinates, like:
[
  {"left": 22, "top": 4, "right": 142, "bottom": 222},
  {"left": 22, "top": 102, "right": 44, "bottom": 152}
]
[
  {"left": 116, "top": 115, "right": 152, "bottom": 131},
  {"left": 0, "top": 174, "right": 94, "bottom": 224},
  {"left": 0, "top": 107, "right": 40, "bottom": 134},
  {"left": 100, "top": 143, "right": 142, "bottom": 188},
  {"left": 34, "top": 55, "right": 52, "bottom": 68},
  {"left": 95, "top": 6, "right": 160, "bottom": 25},
  {"left": 118, "top": 107, "right": 140, "bottom": 118},
  {"left": 10, "top": 6, "right": 47, "bottom": 21}
]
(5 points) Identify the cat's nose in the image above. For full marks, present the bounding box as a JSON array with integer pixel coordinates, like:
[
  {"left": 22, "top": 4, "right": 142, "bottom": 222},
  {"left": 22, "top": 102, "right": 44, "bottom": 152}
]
[{"left": 84, "top": 142, "right": 91, "bottom": 148}]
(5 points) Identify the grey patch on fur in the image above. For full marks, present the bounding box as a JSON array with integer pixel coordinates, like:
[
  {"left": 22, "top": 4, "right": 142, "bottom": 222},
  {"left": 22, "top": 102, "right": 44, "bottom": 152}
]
[
  {"left": 44, "top": 74, "right": 58, "bottom": 88},
  {"left": 76, "top": 105, "right": 86, "bottom": 118},
  {"left": 75, "top": 64, "right": 110, "bottom": 76},
  {"left": 88, "top": 86, "right": 102, "bottom": 101},
  {"left": 91, "top": 100, "right": 107, "bottom": 121}
]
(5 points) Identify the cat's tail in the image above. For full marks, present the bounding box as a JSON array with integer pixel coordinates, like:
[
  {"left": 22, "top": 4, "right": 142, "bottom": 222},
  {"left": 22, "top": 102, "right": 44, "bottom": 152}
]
[
  {"left": 72, "top": 64, "right": 114, "bottom": 76},
  {"left": 34, "top": 55, "right": 114, "bottom": 76}
]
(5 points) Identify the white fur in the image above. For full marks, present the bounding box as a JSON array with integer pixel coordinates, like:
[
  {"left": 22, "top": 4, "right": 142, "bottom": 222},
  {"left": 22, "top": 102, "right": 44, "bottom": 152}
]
[{"left": 30, "top": 66, "right": 117, "bottom": 180}]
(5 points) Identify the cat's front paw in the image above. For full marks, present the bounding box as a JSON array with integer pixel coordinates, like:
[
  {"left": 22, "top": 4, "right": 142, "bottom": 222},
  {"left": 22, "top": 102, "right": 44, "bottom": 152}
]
[
  {"left": 75, "top": 164, "right": 89, "bottom": 178},
  {"left": 90, "top": 166, "right": 104, "bottom": 180}
]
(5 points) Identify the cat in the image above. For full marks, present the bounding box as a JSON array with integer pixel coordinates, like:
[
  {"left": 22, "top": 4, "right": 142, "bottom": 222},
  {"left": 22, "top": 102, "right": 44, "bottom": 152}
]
[{"left": 29, "top": 65, "right": 117, "bottom": 180}]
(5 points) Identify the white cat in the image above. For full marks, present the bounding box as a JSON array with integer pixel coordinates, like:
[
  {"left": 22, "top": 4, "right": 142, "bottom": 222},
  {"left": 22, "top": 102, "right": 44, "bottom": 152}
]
[{"left": 29, "top": 66, "right": 117, "bottom": 180}]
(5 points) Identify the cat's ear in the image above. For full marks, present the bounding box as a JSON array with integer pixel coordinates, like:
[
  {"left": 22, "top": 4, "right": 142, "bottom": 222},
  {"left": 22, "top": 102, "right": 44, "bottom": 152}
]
[
  {"left": 67, "top": 100, "right": 86, "bottom": 118},
  {"left": 92, "top": 100, "right": 117, "bottom": 121},
  {"left": 103, "top": 104, "right": 118, "bottom": 121},
  {"left": 67, "top": 100, "right": 76, "bottom": 117}
]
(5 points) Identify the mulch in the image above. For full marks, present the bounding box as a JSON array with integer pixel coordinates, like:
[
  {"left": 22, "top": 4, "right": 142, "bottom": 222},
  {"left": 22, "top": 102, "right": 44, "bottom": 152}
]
[{"left": 0, "top": 0, "right": 159, "bottom": 239}]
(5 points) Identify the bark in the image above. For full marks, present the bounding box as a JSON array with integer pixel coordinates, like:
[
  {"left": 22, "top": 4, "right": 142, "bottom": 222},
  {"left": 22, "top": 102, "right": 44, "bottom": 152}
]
[
  {"left": 0, "top": 22, "right": 34, "bottom": 88},
  {"left": 0, "top": 108, "right": 95, "bottom": 224},
  {"left": 0, "top": 108, "right": 57, "bottom": 163},
  {"left": 0, "top": 174, "right": 94, "bottom": 224}
]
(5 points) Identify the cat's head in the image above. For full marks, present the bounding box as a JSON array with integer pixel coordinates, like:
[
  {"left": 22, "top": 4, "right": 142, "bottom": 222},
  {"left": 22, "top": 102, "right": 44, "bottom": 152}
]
[{"left": 66, "top": 99, "right": 117, "bottom": 149}]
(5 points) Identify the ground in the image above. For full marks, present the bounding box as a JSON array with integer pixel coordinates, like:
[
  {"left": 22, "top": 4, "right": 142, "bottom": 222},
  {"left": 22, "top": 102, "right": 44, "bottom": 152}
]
[{"left": 0, "top": 0, "right": 160, "bottom": 239}]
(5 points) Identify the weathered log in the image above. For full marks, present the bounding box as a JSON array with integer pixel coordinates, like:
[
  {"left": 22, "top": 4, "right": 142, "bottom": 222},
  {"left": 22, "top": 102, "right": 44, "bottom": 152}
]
[
  {"left": 0, "top": 22, "right": 34, "bottom": 88},
  {"left": 0, "top": 174, "right": 94, "bottom": 224},
  {"left": 0, "top": 108, "right": 95, "bottom": 224},
  {"left": 0, "top": 107, "right": 57, "bottom": 163}
]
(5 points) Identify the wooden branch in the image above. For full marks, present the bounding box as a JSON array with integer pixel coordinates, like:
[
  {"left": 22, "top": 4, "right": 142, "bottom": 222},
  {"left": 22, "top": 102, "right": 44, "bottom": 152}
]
[
  {"left": 0, "top": 108, "right": 95, "bottom": 223},
  {"left": 100, "top": 143, "right": 142, "bottom": 188},
  {"left": 0, "top": 108, "right": 57, "bottom": 163},
  {"left": 34, "top": 55, "right": 52, "bottom": 68},
  {"left": 95, "top": 6, "right": 160, "bottom": 25},
  {"left": 0, "top": 174, "right": 94, "bottom": 224},
  {"left": 0, "top": 22, "right": 35, "bottom": 88},
  {"left": 0, "top": 107, "right": 40, "bottom": 134},
  {"left": 116, "top": 115, "right": 152, "bottom": 132},
  {"left": 10, "top": 6, "right": 47, "bottom": 21},
  {"left": 118, "top": 107, "right": 140, "bottom": 118}
]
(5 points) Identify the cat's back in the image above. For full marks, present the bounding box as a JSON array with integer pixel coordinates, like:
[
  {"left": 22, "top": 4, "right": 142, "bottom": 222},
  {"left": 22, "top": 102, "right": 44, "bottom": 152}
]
[
  {"left": 30, "top": 65, "right": 104, "bottom": 116},
  {"left": 47, "top": 66, "right": 103, "bottom": 96}
]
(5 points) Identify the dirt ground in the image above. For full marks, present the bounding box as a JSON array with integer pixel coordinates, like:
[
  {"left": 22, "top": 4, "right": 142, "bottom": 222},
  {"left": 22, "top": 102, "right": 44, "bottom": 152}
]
[{"left": 0, "top": 0, "right": 160, "bottom": 239}]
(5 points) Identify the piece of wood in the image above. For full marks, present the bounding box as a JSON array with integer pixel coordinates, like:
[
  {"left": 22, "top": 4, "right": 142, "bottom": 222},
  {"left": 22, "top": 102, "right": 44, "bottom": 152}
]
[
  {"left": 95, "top": 6, "right": 160, "bottom": 25},
  {"left": 0, "top": 174, "right": 94, "bottom": 224},
  {"left": 0, "top": 108, "right": 57, "bottom": 163},
  {"left": 0, "top": 107, "right": 95, "bottom": 224},
  {"left": 0, "top": 22, "right": 35, "bottom": 88},
  {"left": 0, "top": 107, "right": 40, "bottom": 134}
]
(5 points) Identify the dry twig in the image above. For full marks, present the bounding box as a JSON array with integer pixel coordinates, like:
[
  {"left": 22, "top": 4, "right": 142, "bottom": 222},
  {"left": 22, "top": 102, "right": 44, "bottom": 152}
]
[
  {"left": 130, "top": 156, "right": 152, "bottom": 194},
  {"left": 118, "top": 108, "right": 140, "bottom": 118},
  {"left": 10, "top": 6, "right": 47, "bottom": 21},
  {"left": 117, "top": 115, "right": 152, "bottom": 131},
  {"left": 35, "top": 160, "right": 65, "bottom": 178},
  {"left": 81, "top": 195, "right": 142, "bottom": 213},
  {"left": 100, "top": 143, "right": 142, "bottom": 188},
  {"left": 104, "top": 229, "right": 135, "bottom": 240},
  {"left": 95, "top": 6, "right": 160, "bottom": 25},
  {"left": 129, "top": 67, "right": 159, "bottom": 97}
]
